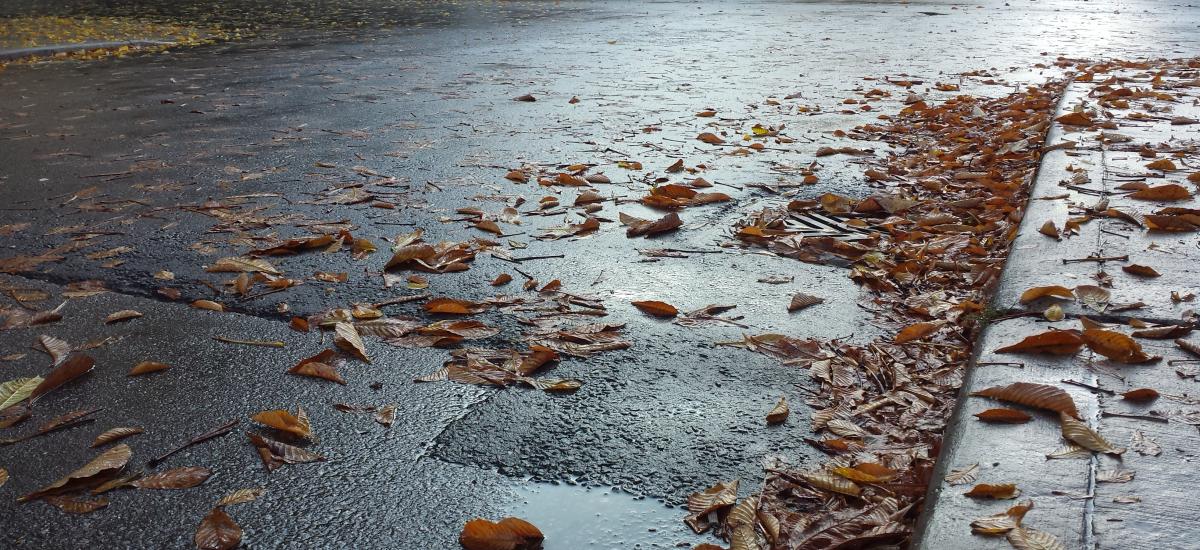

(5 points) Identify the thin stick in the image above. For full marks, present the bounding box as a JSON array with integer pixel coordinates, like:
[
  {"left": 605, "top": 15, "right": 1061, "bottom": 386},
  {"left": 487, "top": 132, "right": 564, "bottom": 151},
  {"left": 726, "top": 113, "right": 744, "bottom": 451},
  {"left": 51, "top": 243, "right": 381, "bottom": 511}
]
[
  {"left": 1062, "top": 379, "right": 1115, "bottom": 395},
  {"left": 372, "top": 293, "right": 429, "bottom": 308},
  {"left": 148, "top": 419, "right": 238, "bottom": 467},
  {"left": 1100, "top": 411, "right": 1169, "bottom": 423},
  {"left": 213, "top": 336, "right": 285, "bottom": 348},
  {"left": 1062, "top": 255, "right": 1128, "bottom": 264},
  {"left": 513, "top": 254, "right": 565, "bottom": 262}
]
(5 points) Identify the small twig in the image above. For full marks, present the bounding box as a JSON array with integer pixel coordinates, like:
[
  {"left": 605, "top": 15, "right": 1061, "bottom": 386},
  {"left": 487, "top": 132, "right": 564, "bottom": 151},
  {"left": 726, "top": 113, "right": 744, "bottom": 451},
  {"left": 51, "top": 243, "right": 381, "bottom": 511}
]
[
  {"left": 148, "top": 419, "right": 238, "bottom": 467},
  {"left": 1101, "top": 411, "right": 1169, "bottom": 423},
  {"left": 1169, "top": 359, "right": 1200, "bottom": 365},
  {"left": 1062, "top": 379, "right": 1115, "bottom": 395},
  {"left": 513, "top": 267, "right": 535, "bottom": 280},
  {"left": 512, "top": 254, "right": 565, "bottom": 262},
  {"left": 213, "top": 336, "right": 285, "bottom": 348},
  {"left": 977, "top": 361, "right": 1025, "bottom": 368},
  {"left": 1099, "top": 229, "right": 1130, "bottom": 239},
  {"left": 372, "top": 293, "right": 429, "bottom": 308},
  {"left": 1062, "top": 255, "right": 1128, "bottom": 264},
  {"left": 711, "top": 180, "right": 744, "bottom": 191}
]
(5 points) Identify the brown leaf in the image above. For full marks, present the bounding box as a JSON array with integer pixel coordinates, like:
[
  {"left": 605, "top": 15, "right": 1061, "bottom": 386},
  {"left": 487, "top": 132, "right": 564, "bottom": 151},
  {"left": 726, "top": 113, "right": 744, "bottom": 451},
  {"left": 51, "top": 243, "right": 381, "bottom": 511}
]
[
  {"left": 620, "top": 211, "right": 683, "bottom": 237},
  {"left": 374, "top": 404, "right": 397, "bottom": 427},
  {"left": 971, "top": 382, "right": 1080, "bottom": 419},
  {"left": 696, "top": 132, "right": 725, "bottom": 144},
  {"left": 195, "top": 507, "right": 242, "bottom": 550},
  {"left": 945, "top": 463, "right": 980, "bottom": 486},
  {"left": 766, "top": 397, "right": 789, "bottom": 425},
  {"left": 632, "top": 300, "right": 679, "bottom": 318},
  {"left": 128, "top": 361, "right": 170, "bottom": 376},
  {"left": 1018, "top": 285, "right": 1074, "bottom": 303},
  {"left": 459, "top": 517, "right": 543, "bottom": 550},
  {"left": 191, "top": 300, "right": 225, "bottom": 312},
  {"left": 1007, "top": 526, "right": 1065, "bottom": 550},
  {"left": 1060, "top": 413, "right": 1124, "bottom": 455},
  {"left": 251, "top": 407, "right": 311, "bottom": 439},
  {"left": 334, "top": 322, "right": 370, "bottom": 362},
  {"left": 1121, "top": 388, "right": 1159, "bottom": 402},
  {"left": 206, "top": 256, "right": 280, "bottom": 275},
  {"left": 513, "top": 93, "right": 536, "bottom": 102},
  {"left": 1122, "top": 264, "right": 1160, "bottom": 278},
  {"left": 45, "top": 495, "right": 110, "bottom": 514},
  {"left": 894, "top": 321, "right": 940, "bottom": 344},
  {"left": 1081, "top": 329, "right": 1158, "bottom": 363},
  {"left": 1145, "top": 158, "right": 1177, "bottom": 171},
  {"left": 1038, "top": 220, "right": 1060, "bottom": 239},
  {"left": 965, "top": 483, "right": 1020, "bottom": 499},
  {"left": 491, "top": 274, "right": 513, "bottom": 286},
  {"left": 104, "top": 310, "right": 143, "bottom": 324},
  {"left": 425, "top": 298, "right": 488, "bottom": 315},
  {"left": 30, "top": 354, "right": 96, "bottom": 402},
  {"left": 20, "top": 443, "right": 132, "bottom": 501},
  {"left": 974, "top": 408, "right": 1033, "bottom": 424},
  {"left": 133, "top": 467, "right": 211, "bottom": 489},
  {"left": 1074, "top": 285, "right": 1110, "bottom": 312},
  {"left": 1129, "top": 184, "right": 1191, "bottom": 201},
  {"left": 1056, "top": 111, "right": 1093, "bottom": 126},
  {"left": 247, "top": 432, "right": 325, "bottom": 471},
  {"left": 970, "top": 500, "right": 1033, "bottom": 535},
  {"left": 994, "top": 330, "right": 1084, "bottom": 355},
  {"left": 800, "top": 471, "right": 861, "bottom": 496},
  {"left": 788, "top": 293, "right": 824, "bottom": 313},
  {"left": 91, "top": 427, "right": 144, "bottom": 448},
  {"left": 217, "top": 488, "right": 265, "bottom": 507}
]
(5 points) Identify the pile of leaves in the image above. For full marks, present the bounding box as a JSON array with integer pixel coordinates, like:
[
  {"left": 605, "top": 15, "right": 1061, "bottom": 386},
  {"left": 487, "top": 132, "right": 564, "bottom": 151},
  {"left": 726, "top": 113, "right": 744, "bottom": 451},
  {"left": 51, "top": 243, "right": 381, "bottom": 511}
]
[{"left": 693, "top": 78, "right": 1076, "bottom": 548}]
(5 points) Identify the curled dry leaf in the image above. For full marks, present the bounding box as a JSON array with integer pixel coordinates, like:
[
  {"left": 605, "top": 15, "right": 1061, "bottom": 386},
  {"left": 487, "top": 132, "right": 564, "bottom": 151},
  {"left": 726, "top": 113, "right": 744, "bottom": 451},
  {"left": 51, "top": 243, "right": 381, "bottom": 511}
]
[
  {"left": 1060, "top": 413, "right": 1124, "bottom": 455},
  {"left": 128, "top": 361, "right": 170, "bottom": 376},
  {"left": 37, "top": 335, "right": 71, "bottom": 366},
  {"left": 251, "top": 407, "right": 311, "bottom": 439},
  {"left": 974, "top": 408, "right": 1032, "bottom": 424},
  {"left": 191, "top": 300, "right": 224, "bottom": 312},
  {"left": 632, "top": 300, "right": 679, "bottom": 318},
  {"left": 425, "top": 298, "right": 488, "bottom": 315},
  {"left": 970, "top": 499, "right": 1033, "bottom": 535},
  {"left": 787, "top": 293, "right": 824, "bottom": 313},
  {"left": 1081, "top": 329, "right": 1158, "bottom": 363},
  {"left": 491, "top": 273, "right": 512, "bottom": 286},
  {"left": 799, "top": 471, "right": 861, "bottom": 496},
  {"left": 104, "top": 310, "right": 143, "bottom": 324},
  {"left": 20, "top": 443, "right": 132, "bottom": 501},
  {"left": 831, "top": 463, "right": 898, "bottom": 483},
  {"left": 1007, "top": 526, "right": 1066, "bottom": 550},
  {"left": 994, "top": 330, "right": 1084, "bottom": 355},
  {"left": 132, "top": 467, "right": 211, "bottom": 490},
  {"left": 247, "top": 432, "right": 325, "bottom": 471},
  {"left": 459, "top": 517, "right": 544, "bottom": 550},
  {"left": 766, "top": 397, "right": 789, "bottom": 425},
  {"left": 1178, "top": 338, "right": 1200, "bottom": 358},
  {"left": 697, "top": 132, "right": 725, "bottom": 144},
  {"left": 1097, "top": 469, "right": 1135, "bottom": 484},
  {"left": 620, "top": 211, "right": 683, "bottom": 237},
  {"left": 1019, "top": 285, "right": 1074, "bottom": 303},
  {"left": 1122, "top": 264, "right": 1160, "bottom": 278},
  {"left": 0, "top": 467, "right": 7, "bottom": 489},
  {"left": 1131, "top": 325, "right": 1191, "bottom": 339},
  {"left": 374, "top": 404, "right": 397, "bottom": 427},
  {"left": 1074, "top": 285, "right": 1110, "bottom": 312},
  {"left": 944, "top": 463, "right": 979, "bottom": 486},
  {"left": 288, "top": 349, "right": 345, "bottom": 384},
  {"left": 1121, "top": 388, "right": 1159, "bottom": 402},
  {"left": 91, "top": 427, "right": 144, "bottom": 447},
  {"left": 971, "top": 382, "right": 1080, "bottom": 419},
  {"left": 334, "top": 322, "right": 370, "bottom": 363},
  {"left": 45, "top": 495, "right": 110, "bottom": 514},
  {"left": 894, "top": 321, "right": 940, "bottom": 344},
  {"left": 217, "top": 487, "right": 265, "bottom": 507},
  {"left": 964, "top": 483, "right": 1020, "bottom": 499},
  {"left": 195, "top": 507, "right": 242, "bottom": 550},
  {"left": 30, "top": 353, "right": 96, "bottom": 402},
  {"left": 1038, "top": 220, "right": 1060, "bottom": 239},
  {"left": 685, "top": 479, "right": 739, "bottom": 533},
  {"left": 206, "top": 256, "right": 280, "bottom": 275}
]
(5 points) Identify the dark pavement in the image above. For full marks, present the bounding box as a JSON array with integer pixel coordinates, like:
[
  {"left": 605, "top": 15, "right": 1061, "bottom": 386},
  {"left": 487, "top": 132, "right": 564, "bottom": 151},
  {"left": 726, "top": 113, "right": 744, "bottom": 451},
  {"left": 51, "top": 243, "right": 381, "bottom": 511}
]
[{"left": 2, "top": 1, "right": 1199, "bottom": 548}]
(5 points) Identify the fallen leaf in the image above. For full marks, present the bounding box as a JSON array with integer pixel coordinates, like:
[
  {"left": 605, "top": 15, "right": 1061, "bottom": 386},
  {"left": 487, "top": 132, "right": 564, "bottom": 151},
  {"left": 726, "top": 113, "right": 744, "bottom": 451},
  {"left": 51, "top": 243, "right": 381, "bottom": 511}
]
[
  {"left": 459, "top": 517, "right": 544, "bottom": 550},
  {"left": 799, "top": 471, "right": 861, "bottom": 496},
  {"left": 36, "top": 335, "right": 71, "bottom": 366},
  {"left": 620, "top": 211, "right": 683, "bottom": 237},
  {"left": 894, "top": 321, "right": 940, "bottom": 344},
  {"left": 491, "top": 274, "right": 513, "bottom": 286},
  {"left": 206, "top": 257, "right": 280, "bottom": 275},
  {"left": 1129, "top": 183, "right": 1191, "bottom": 201},
  {"left": 994, "top": 330, "right": 1084, "bottom": 355},
  {"left": 128, "top": 361, "right": 170, "bottom": 376},
  {"left": 20, "top": 444, "right": 132, "bottom": 501},
  {"left": 965, "top": 483, "right": 1020, "bottom": 499},
  {"left": 91, "top": 427, "right": 144, "bottom": 447},
  {"left": 30, "top": 354, "right": 96, "bottom": 402},
  {"left": 133, "top": 467, "right": 211, "bottom": 490},
  {"left": 766, "top": 397, "right": 789, "bottom": 424},
  {"left": 1007, "top": 526, "right": 1065, "bottom": 550},
  {"left": 697, "top": 132, "right": 725, "bottom": 145},
  {"left": 1121, "top": 264, "right": 1160, "bottom": 278},
  {"left": 251, "top": 407, "right": 312, "bottom": 439},
  {"left": 217, "top": 488, "right": 265, "bottom": 507},
  {"left": 944, "top": 463, "right": 979, "bottom": 486},
  {"left": 334, "top": 322, "right": 370, "bottom": 362},
  {"left": 971, "top": 382, "right": 1080, "bottom": 418},
  {"left": 632, "top": 300, "right": 679, "bottom": 318},
  {"left": 247, "top": 432, "right": 325, "bottom": 471},
  {"left": 1056, "top": 112, "right": 1093, "bottom": 126},
  {"left": 1081, "top": 329, "right": 1158, "bottom": 363},
  {"left": 1019, "top": 285, "right": 1074, "bottom": 303},
  {"left": 1038, "top": 220, "right": 1060, "bottom": 239},
  {"left": 374, "top": 404, "right": 397, "bottom": 427},
  {"left": 0, "top": 376, "right": 43, "bottom": 412},
  {"left": 1121, "top": 388, "right": 1159, "bottom": 402},
  {"left": 104, "top": 310, "right": 143, "bottom": 324},
  {"left": 1097, "top": 470, "right": 1135, "bottom": 484},
  {"left": 45, "top": 495, "right": 110, "bottom": 514},
  {"left": 1060, "top": 413, "right": 1124, "bottom": 455},
  {"left": 974, "top": 408, "right": 1033, "bottom": 424},
  {"left": 195, "top": 507, "right": 241, "bottom": 550},
  {"left": 1146, "top": 158, "right": 1177, "bottom": 171},
  {"left": 191, "top": 300, "right": 224, "bottom": 312},
  {"left": 425, "top": 298, "right": 488, "bottom": 315},
  {"left": 970, "top": 500, "right": 1033, "bottom": 535},
  {"left": 1074, "top": 285, "right": 1110, "bottom": 312}
]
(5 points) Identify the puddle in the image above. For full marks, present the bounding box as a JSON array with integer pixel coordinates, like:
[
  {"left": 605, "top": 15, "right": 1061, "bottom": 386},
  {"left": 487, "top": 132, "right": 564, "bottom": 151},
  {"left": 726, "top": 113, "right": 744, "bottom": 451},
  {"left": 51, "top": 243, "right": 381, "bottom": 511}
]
[{"left": 509, "top": 482, "right": 706, "bottom": 549}]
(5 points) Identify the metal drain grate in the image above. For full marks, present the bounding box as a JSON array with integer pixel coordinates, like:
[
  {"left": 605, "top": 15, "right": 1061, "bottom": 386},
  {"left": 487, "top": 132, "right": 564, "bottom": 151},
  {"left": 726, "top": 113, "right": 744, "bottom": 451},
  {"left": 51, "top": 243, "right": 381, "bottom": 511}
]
[{"left": 788, "top": 212, "right": 875, "bottom": 241}]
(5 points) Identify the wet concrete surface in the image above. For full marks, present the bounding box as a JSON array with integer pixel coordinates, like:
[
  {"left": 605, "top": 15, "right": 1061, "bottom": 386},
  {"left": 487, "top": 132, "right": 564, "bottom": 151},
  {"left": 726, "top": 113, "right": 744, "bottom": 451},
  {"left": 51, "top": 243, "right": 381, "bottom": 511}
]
[{"left": 3, "top": 0, "right": 1200, "bottom": 547}]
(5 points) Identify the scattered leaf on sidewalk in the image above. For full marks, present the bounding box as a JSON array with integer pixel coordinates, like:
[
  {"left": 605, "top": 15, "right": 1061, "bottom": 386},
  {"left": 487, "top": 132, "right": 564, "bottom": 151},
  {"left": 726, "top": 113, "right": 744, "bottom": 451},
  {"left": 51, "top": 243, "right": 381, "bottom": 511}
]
[
  {"left": 1019, "top": 285, "right": 1075, "bottom": 303},
  {"left": 620, "top": 211, "right": 683, "bottom": 237},
  {"left": 45, "top": 495, "right": 110, "bottom": 514},
  {"left": 195, "top": 507, "right": 241, "bottom": 550},
  {"left": 1081, "top": 329, "right": 1158, "bottom": 363},
  {"left": 133, "top": 467, "right": 211, "bottom": 490},
  {"left": 374, "top": 404, "right": 397, "bottom": 427},
  {"left": 425, "top": 298, "right": 488, "bottom": 315},
  {"left": 0, "top": 377, "right": 42, "bottom": 411},
  {"left": 1121, "top": 264, "right": 1160, "bottom": 278},
  {"left": 894, "top": 321, "right": 940, "bottom": 344},
  {"left": 30, "top": 354, "right": 96, "bottom": 401},
  {"left": 251, "top": 407, "right": 312, "bottom": 439},
  {"left": 799, "top": 471, "right": 861, "bottom": 496},
  {"left": 766, "top": 397, "right": 789, "bottom": 424},
  {"left": 945, "top": 463, "right": 979, "bottom": 486},
  {"left": 974, "top": 408, "right": 1032, "bottom": 424},
  {"left": 1120, "top": 388, "right": 1159, "bottom": 402},
  {"left": 1060, "top": 413, "right": 1124, "bottom": 455},
  {"left": 787, "top": 293, "right": 824, "bottom": 312},
  {"left": 191, "top": 300, "right": 224, "bottom": 312},
  {"left": 1007, "top": 526, "right": 1065, "bottom": 550},
  {"left": 19, "top": 443, "right": 132, "bottom": 501},
  {"left": 994, "top": 330, "right": 1084, "bottom": 355},
  {"left": 697, "top": 132, "right": 725, "bottom": 144},
  {"left": 1097, "top": 470, "right": 1135, "bottom": 483},
  {"left": 206, "top": 256, "right": 280, "bottom": 275},
  {"left": 632, "top": 300, "right": 679, "bottom": 317},
  {"left": 36, "top": 335, "right": 71, "bottom": 366},
  {"left": 971, "top": 382, "right": 1080, "bottom": 418},
  {"left": 970, "top": 499, "right": 1033, "bottom": 535},
  {"left": 247, "top": 433, "right": 325, "bottom": 472},
  {"left": 91, "top": 427, "right": 144, "bottom": 447},
  {"left": 1038, "top": 220, "right": 1060, "bottom": 239},
  {"left": 104, "top": 310, "right": 143, "bottom": 324},
  {"left": 1074, "top": 285, "right": 1110, "bottom": 312},
  {"left": 128, "top": 361, "right": 170, "bottom": 376},
  {"left": 965, "top": 483, "right": 1020, "bottom": 499},
  {"left": 217, "top": 488, "right": 265, "bottom": 507},
  {"left": 334, "top": 322, "right": 370, "bottom": 362}
]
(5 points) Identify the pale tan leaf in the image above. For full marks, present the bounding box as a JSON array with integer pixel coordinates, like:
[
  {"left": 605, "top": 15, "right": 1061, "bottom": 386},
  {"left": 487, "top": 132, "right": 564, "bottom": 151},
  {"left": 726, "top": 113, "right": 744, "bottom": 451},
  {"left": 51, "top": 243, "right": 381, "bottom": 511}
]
[
  {"left": 1007, "top": 526, "right": 1066, "bottom": 550},
  {"left": 206, "top": 256, "right": 280, "bottom": 275},
  {"left": 37, "top": 334, "right": 71, "bottom": 365},
  {"left": 788, "top": 293, "right": 824, "bottom": 312},
  {"left": 1046, "top": 443, "right": 1092, "bottom": 460},
  {"left": 132, "top": 467, "right": 211, "bottom": 490},
  {"left": 217, "top": 488, "right": 265, "bottom": 507},
  {"left": 251, "top": 408, "right": 312, "bottom": 439},
  {"left": 44, "top": 495, "right": 110, "bottom": 514},
  {"left": 1059, "top": 413, "right": 1124, "bottom": 455},
  {"left": 766, "top": 397, "right": 789, "bottom": 425},
  {"left": 334, "top": 322, "right": 370, "bottom": 363},
  {"left": 0, "top": 376, "right": 43, "bottom": 411},
  {"left": 1096, "top": 469, "right": 1134, "bottom": 483},
  {"left": 800, "top": 471, "right": 861, "bottom": 496},
  {"left": 104, "top": 310, "right": 143, "bottom": 324},
  {"left": 20, "top": 444, "right": 133, "bottom": 501},
  {"left": 945, "top": 463, "right": 979, "bottom": 486},
  {"left": 91, "top": 427, "right": 144, "bottom": 447}
]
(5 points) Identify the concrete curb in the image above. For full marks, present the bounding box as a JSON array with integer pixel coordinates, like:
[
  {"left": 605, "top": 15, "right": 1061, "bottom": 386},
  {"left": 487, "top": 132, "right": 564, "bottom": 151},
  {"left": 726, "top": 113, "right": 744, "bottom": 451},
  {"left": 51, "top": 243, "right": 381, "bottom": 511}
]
[{"left": 0, "top": 40, "right": 176, "bottom": 61}]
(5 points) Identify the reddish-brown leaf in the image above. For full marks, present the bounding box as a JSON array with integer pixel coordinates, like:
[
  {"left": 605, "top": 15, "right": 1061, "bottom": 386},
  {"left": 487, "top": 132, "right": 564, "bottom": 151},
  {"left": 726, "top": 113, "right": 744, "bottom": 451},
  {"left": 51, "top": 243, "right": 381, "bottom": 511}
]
[
  {"left": 974, "top": 408, "right": 1033, "bottom": 424},
  {"left": 632, "top": 300, "right": 679, "bottom": 318},
  {"left": 1082, "top": 329, "right": 1158, "bottom": 363},
  {"left": 971, "top": 382, "right": 1080, "bottom": 419},
  {"left": 195, "top": 507, "right": 241, "bottom": 550},
  {"left": 994, "top": 330, "right": 1084, "bottom": 355}
]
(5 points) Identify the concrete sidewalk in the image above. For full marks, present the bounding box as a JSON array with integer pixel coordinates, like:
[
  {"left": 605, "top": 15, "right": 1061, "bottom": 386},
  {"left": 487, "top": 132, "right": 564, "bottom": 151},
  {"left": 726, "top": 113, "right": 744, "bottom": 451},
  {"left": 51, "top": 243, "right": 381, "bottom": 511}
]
[{"left": 916, "top": 62, "right": 1200, "bottom": 549}]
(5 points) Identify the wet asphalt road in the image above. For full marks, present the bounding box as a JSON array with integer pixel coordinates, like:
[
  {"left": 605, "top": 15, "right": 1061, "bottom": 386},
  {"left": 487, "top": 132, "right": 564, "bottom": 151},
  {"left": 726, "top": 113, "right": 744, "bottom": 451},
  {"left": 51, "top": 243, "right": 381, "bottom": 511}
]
[{"left": 2, "top": 0, "right": 1200, "bottom": 548}]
